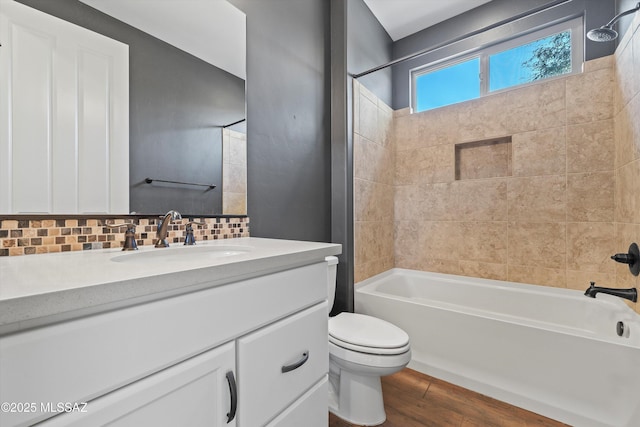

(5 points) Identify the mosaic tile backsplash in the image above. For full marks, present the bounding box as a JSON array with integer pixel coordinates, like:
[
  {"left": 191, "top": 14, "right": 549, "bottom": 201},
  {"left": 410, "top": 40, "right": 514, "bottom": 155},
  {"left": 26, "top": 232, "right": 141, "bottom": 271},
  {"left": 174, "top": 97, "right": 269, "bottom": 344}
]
[{"left": 0, "top": 216, "right": 249, "bottom": 256}]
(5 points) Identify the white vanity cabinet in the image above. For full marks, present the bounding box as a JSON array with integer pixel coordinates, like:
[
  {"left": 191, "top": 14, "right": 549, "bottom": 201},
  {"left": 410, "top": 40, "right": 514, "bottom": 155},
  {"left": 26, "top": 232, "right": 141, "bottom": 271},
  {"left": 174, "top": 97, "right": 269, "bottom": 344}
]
[
  {"left": 238, "top": 302, "right": 328, "bottom": 426},
  {"left": 0, "top": 261, "right": 329, "bottom": 427},
  {"left": 39, "top": 342, "right": 237, "bottom": 427}
]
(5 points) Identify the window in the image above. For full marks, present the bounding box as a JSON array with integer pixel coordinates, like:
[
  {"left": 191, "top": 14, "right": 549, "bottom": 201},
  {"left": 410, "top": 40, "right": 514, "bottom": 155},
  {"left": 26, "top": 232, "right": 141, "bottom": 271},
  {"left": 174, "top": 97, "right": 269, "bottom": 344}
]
[
  {"left": 415, "top": 57, "right": 480, "bottom": 112},
  {"left": 411, "top": 18, "right": 583, "bottom": 113}
]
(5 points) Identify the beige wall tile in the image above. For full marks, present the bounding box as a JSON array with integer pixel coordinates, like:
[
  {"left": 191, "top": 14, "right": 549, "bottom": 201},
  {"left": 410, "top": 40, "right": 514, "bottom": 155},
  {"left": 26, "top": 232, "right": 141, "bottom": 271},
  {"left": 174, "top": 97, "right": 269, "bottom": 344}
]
[
  {"left": 508, "top": 222, "right": 566, "bottom": 269},
  {"left": 454, "top": 179, "right": 507, "bottom": 222},
  {"left": 614, "top": 36, "right": 635, "bottom": 111},
  {"left": 507, "top": 175, "right": 566, "bottom": 222},
  {"left": 508, "top": 265, "right": 566, "bottom": 288},
  {"left": 378, "top": 100, "right": 394, "bottom": 148},
  {"left": 394, "top": 107, "right": 410, "bottom": 118},
  {"left": 394, "top": 185, "right": 423, "bottom": 221},
  {"left": 460, "top": 221, "right": 507, "bottom": 264},
  {"left": 228, "top": 133, "right": 247, "bottom": 166},
  {"left": 630, "top": 95, "right": 640, "bottom": 161},
  {"left": 413, "top": 106, "right": 459, "bottom": 147},
  {"left": 615, "top": 106, "right": 634, "bottom": 168},
  {"left": 394, "top": 114, "right": 429, "bottom": 152},
  {"left": 583, "top": 56, "right": 613, "bottom": 73},
  {"left": 356, "top": 256, "right": 394, "bottom": 283},
  {"left": 458, "top": 92, "right": 509, "bottom": 141},
  {"left": 633, "top": 24, "right": 640, "bottom": 98},
  {"left": 355, "top": 221, "right": 394, "bottom": 267},
  {"left": 416, "top": 221, "right": 506, "bottom": 265},
  {"left": 566, "top": 270, "right": 616, "bottom": 291},
  {"left": 417, "top": 258, "right": 461, "bottom": 276},
  {"left": 615, "top": 160, "right": 639, "bottom": 223},
  {"left": 459, "top": 261, "right": 508, "bottom": 281},
  {"left": 223, "top": 164, "right": 247, "bottom": 194},
  {"left": 512, "top": 127, "right": 565, "bottom": 177},
  {"left": 567, "top": 68, "right": 614, "bottom": 124},
  {"left": 567, "top": 119, "right": 614, "bottom": 173},
  {"left": 395, "top": 144, "right": 454, "bottom": 185},
  {"left": 566, "top": 222, "right": 615, "bottom": 272},
  {"left": 223, "top": 193, "right": 247, "bottom": 215},
  {"left": 506, "top": 79, "right": 566, "bottom": 133},
  {"left": 359, "top": 94, "right": 379, "bottom": 143},
  {"left": 420, "top": 182, "right": 457, "bottom": 221},
  {"left": 395, "top": 221, "right": 420, "bottom": 268},
  {"left": 567, "top": 172, "right": 614, "bottom": 222},
  {"left": 354, "top": 133, "right": 394, "bottom": 184},
  {"left": 418, "top": 221, "right": 463, "bottom": 262},
  {"left": 354, "top": 179, "right": 393, "bottom": 222}
]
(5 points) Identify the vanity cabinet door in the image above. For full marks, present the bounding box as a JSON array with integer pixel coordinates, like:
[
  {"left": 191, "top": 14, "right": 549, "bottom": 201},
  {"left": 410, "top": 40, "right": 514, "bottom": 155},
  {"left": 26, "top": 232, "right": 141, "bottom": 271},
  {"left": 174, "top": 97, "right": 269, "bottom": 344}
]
[{"left": 38, "top": 342, "right": 237, "bottom": 427}]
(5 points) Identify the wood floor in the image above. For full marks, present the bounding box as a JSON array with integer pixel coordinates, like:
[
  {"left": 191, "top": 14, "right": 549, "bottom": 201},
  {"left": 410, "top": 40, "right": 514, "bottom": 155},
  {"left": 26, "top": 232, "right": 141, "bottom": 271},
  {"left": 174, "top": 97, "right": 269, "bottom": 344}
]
[{"left": 328, "top": 368, "right": 569, "bottom": 427}]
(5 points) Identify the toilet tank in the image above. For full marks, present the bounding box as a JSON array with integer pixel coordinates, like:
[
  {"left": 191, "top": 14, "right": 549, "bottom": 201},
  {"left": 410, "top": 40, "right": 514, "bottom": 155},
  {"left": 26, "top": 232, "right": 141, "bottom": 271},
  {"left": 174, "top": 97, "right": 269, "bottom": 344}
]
[{"left": 325, "top": 256, "right": 338, "bottom": 312}]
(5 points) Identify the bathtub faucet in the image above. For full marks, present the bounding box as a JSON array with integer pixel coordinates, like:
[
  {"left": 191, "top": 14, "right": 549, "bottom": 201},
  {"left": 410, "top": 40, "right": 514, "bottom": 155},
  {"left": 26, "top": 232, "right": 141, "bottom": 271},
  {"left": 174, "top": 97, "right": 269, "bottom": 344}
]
[{"left": 584, "top": 282, "right": 637, "bottom": 303}]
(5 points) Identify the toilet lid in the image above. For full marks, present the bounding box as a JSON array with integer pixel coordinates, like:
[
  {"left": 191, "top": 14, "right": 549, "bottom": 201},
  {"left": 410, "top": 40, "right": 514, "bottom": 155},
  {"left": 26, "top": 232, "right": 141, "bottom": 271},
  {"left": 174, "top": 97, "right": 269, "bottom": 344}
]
[{"left": 329, "top": 313, "right": 409, "bottom": 352}]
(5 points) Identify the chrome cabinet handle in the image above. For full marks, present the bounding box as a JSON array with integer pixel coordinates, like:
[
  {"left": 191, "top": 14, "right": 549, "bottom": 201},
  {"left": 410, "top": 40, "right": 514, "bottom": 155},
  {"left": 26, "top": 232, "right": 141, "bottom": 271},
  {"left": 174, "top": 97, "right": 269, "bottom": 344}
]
[
  {"left": 281, "top": 351, "right": 309, "bottom": 373},
  {"left": 225, "top": 371, "right": 237, "bottom": 423}
]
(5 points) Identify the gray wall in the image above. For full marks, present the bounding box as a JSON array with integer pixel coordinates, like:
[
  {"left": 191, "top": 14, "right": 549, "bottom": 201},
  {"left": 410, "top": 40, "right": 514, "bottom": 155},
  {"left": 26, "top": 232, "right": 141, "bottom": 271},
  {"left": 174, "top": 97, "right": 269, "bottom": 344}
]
[
  {"left": 390, "top": 0, "right": 617, "bottom": 110},
  {"left": 230, "top": 0, "right": 332, "bottom": 243},
  {"left": 347, "top": 0, "right": 393, "bottom": 105},
  {"left": 617, "top": 0, "right": 639, "bottom": 38},
  {"left": 230, "top": 0, "right": 389, "bottom": 314},
  {"left": 15, "top": 0, "right": 245, "bottom": 215}
]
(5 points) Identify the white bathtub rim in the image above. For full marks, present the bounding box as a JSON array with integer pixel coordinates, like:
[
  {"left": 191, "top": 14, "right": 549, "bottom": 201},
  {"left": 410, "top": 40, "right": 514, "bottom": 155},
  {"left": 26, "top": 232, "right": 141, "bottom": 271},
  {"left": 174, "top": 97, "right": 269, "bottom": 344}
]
[
  {"left": 355, "top": 268, "right": 640, "bottom": 348},
  {"left": 357, "top": 268, "right": 631, "bottom": 306}
]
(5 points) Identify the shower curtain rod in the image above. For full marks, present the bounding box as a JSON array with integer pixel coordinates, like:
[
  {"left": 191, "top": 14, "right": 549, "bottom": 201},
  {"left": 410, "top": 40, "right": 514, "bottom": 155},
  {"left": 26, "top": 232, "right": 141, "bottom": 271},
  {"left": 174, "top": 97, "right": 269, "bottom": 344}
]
[
  {"left": 222, "top": 118, "right": 246, "bottom": 128},
  {"left": 351, "top": 0, "right": 572, "bottom": 79}
]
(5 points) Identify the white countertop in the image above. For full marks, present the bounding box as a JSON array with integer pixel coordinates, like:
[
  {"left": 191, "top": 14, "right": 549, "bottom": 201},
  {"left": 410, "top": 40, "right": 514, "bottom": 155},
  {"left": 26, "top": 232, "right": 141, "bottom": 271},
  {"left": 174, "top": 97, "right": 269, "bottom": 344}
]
[{"left": 0, "top": 237, "right": 341, "bottom": 334}]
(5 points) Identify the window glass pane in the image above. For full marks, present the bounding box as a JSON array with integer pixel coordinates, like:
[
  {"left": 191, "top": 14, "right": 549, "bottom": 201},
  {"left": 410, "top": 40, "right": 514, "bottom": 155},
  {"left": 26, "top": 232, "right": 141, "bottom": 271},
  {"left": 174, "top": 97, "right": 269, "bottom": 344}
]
[
  {"left": 414, "top": 57, "right": 480, "bottom": 112},
  {"left": 489, "top": 30, "right": 571, "bottom": 92}
]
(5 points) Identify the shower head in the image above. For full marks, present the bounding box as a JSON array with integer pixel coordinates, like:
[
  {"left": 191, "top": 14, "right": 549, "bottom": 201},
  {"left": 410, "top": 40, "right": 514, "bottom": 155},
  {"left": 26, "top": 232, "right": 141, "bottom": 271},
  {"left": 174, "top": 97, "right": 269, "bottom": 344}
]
[
  {"left": 587, "top": 2, "right": 640, "bottom": 42},
  {"left": 587, "top": 26, "right": 618, "bottom": 42}
]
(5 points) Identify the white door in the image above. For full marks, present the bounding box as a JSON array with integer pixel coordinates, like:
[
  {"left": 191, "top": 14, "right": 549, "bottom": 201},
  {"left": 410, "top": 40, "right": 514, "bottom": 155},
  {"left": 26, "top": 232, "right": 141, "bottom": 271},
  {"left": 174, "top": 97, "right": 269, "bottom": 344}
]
[
  {"left": 0, "top": 0, "right": 128, "bottom": 214},
  {"left": 38, "top": 342, "right": 237, "bottom": 427}
]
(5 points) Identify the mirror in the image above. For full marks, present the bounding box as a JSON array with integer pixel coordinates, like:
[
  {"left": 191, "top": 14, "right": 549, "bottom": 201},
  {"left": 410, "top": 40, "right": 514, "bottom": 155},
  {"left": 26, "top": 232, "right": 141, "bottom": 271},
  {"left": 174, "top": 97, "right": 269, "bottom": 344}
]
[{"left": 4, "top": 0, "right": 246, "bottom": 215}]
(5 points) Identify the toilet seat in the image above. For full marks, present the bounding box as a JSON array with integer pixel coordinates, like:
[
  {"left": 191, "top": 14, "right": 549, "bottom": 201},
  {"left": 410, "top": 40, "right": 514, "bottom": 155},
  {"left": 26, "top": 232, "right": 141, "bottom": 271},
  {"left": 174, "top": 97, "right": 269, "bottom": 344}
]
[{"left": 329, "top": 313, "right": 410, "bottom": 355}]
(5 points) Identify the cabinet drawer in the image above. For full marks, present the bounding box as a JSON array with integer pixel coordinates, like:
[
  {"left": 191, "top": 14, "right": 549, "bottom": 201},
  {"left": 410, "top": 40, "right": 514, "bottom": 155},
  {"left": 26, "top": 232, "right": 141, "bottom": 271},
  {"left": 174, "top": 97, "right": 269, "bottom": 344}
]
[
  {"left": 266, "top": 378, "right": 328, "bottom": 427},
  {"left": 0, "top": 262, "right": 326, "bottom": 427},
  {"left": 237, "top": 302, "right": 328, "bottom": 426}
]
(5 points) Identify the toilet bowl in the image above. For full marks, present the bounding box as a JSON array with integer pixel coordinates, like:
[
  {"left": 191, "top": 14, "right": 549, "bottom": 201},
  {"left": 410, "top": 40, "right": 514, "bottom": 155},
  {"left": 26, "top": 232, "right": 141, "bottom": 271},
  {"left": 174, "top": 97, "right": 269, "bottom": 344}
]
[{"left": 326, "top": 256, "right": 411, "bottom": 426}]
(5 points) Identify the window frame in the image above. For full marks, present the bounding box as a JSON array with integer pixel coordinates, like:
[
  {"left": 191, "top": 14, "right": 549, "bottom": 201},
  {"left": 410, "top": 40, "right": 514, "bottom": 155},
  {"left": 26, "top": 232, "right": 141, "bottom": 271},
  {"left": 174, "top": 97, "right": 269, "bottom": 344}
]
[{"left": 410, "top": 17, "right": 584, "bottom": 113}]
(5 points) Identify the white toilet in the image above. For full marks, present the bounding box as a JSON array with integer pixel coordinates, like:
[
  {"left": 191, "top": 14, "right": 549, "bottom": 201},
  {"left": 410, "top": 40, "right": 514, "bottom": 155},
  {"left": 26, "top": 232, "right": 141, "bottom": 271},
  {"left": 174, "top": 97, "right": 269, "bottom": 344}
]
[{"left": 326, "top": 256, "right": 411, "bottom": 426}]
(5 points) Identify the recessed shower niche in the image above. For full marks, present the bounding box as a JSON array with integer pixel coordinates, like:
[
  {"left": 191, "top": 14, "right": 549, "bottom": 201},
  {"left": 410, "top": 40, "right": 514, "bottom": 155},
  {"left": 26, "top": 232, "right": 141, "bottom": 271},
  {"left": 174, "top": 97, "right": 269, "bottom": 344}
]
[{"left": 455, "top": 136, "right": 513, "bottom": 180}]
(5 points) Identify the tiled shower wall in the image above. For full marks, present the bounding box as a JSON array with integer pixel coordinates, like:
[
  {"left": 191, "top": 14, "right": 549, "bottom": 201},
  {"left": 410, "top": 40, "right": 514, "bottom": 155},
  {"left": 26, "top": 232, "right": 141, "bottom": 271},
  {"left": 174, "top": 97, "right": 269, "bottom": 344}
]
[
  {"left": 613, "top": 14, "right": 640, "bottom": 302},
  {"left": 222, "top": 129, "right": 248, "bottom": 215},
  {"left": 354, "top": 15, "right": 640, "bottom": 314},
  {"left": 353, "top": 81, "right": 395, "bottom": 282},
  {"left": 392, "top": 56, "right": 616, "bottom": 291}
]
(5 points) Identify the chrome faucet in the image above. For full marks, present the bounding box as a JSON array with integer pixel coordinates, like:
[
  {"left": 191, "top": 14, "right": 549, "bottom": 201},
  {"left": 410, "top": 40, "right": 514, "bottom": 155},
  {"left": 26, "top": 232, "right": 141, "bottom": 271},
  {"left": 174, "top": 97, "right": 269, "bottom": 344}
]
[
  {"left": 584, "top": 282, "right": 637, "bottom": 302},
  {"left": 155, "top": 210, "right": 182, "bottom": 248}
]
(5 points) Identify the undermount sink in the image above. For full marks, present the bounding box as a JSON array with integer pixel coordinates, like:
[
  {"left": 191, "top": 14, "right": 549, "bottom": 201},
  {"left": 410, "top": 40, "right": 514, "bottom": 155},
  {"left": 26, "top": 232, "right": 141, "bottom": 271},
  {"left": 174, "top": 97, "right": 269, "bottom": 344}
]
[{"left": 111, "top": 244, "right": 251, "bottom": 263}]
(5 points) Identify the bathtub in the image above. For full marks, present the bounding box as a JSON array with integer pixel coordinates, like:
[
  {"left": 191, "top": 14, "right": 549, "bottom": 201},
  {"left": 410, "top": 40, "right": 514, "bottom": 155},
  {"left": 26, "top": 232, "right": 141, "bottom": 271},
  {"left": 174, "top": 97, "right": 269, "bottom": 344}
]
[{"left": 355, "top": 269, "right": 640, "bottom": 427}]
